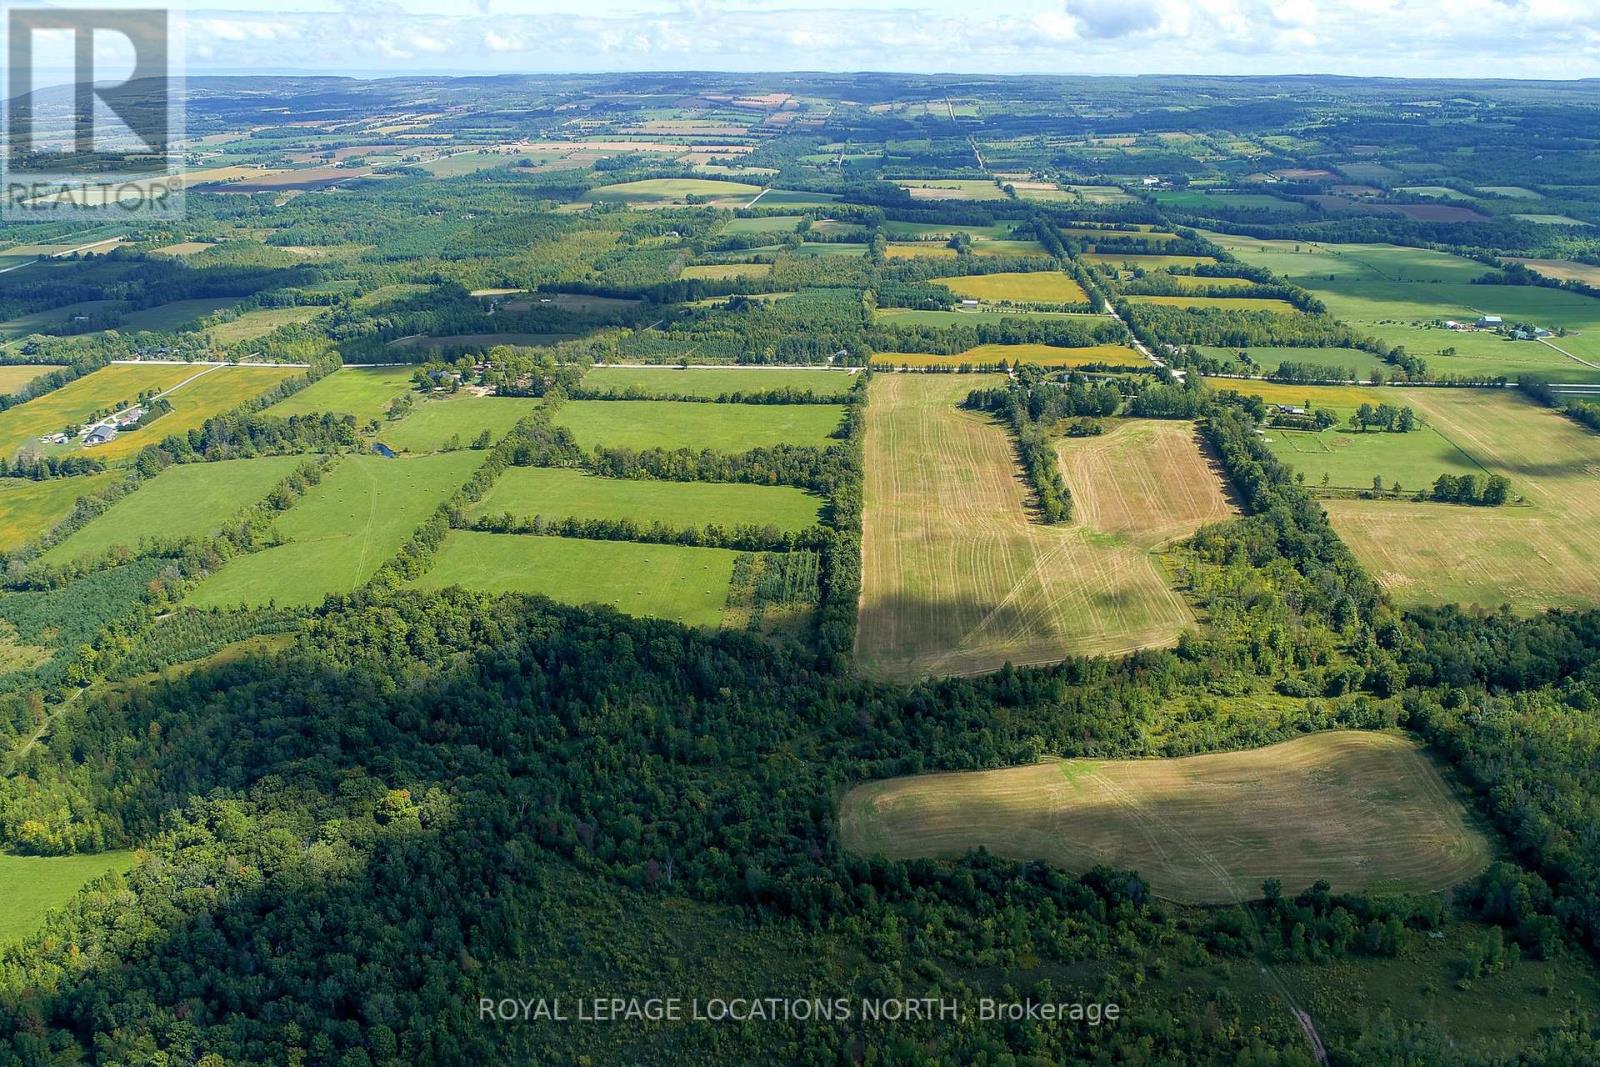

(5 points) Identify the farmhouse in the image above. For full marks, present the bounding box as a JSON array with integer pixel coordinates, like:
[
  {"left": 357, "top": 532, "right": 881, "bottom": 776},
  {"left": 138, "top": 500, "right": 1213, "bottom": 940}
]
[
  {"left": 83, "top": 425, "right": 117, "bottom": 446},
  {"left": 1476, "top": 314, "right": 1503, "bottom": 328}
]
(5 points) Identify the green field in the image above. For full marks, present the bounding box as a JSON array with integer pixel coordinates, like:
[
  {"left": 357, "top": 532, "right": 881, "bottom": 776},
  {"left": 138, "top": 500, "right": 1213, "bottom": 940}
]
[
  {"left": 873, "top": 343, "right": 1146, "bottom": 368},
  {"left": 185, "top": 452, "right": 482, "bottom": 609},
  {"left": 265, "top": 366, "right": 418, "bottom": 423},
  {"left": 468, "top": 467, "right": 824, "bottom": 532},
  {"left": 0, "top": 472, "right": 117, "bottom": 552},
  {"left": 40, "top": 457, "right": 306, "bottom": 565},
  {"left": 583, "top": 366, "right": 856, "bottom": 397},
  {"left": 552, "top": 400, "right": 845, "bottom": 452},
  {"left": 839, "top": 731, "right": 1488, "bottom": 904},
  {"left": 723, "top": 215, "right": 801, "bottom": 235},
  {"left": 411, "top": 530, "right": 739, "bottom": 627},
  {"left": 580, "top": 178, "right": 762, "bottom": 207},
  {"left": 0, "top": 363, "right": 201, "bottom": 460},
  {"left": 379, "top": 396, "right": 538, "bottom": 453},
  {"left": 0, "top": 851, "right": 136, "bottom": 944},
  {"left": 120, "top": 298, "right": 239, "bottom": 333},
  {"left": 1264, "top": 424, "right": 1485, "bottom": 493},
  {"left": 206, "top": 306, "right": 324, "bottom": 343},
  {"left": 1152, "top": 189, "right": 1308, "bottom": 213},
  {"left": 1125, "top": 294, "right": 1299, "bottom": 313},
  {"left": 1197, "top": 346, "right": 1390, "bottom": 377}
]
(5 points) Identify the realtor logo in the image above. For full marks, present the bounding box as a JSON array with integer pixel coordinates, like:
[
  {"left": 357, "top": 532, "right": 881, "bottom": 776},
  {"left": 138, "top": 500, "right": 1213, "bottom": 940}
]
[{"left": 3, "top": 5, "right": 183, "bottom": 219}]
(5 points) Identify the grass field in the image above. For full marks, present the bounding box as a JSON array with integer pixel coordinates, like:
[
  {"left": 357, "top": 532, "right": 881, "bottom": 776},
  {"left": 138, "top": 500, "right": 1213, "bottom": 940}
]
[
  {"left": 185, "top": 451, "right": 482, "bottom": 609},
  {"left": 584, "top": 366, "right": 856, "bottom": 396},
  {"left": 0, "top": 851, "right": 136, "bottom": 944},
  {"left": 1203, "top": 378, "right": 1395, "bottom": 419},
  {"left": 893, "top": 178, "right": 1007, "bottom": 201},
  {"left": 0, "top": 363, "right": 202, "bottom": 460},
  {"left": 265, "top": 366, "right": 418, "bottom": 423},
  {"left": 580, "top": 178, "right": 763, "bottom": 207},
  {"left": 379, "top": 396, "right": 538, "bottom": 453},
  {"left": 1197, "top": 346, "right": 1389, "bottom": 377},
  {"left": 680, "top": 262, "right": 771, "bottom": 281},
  {"left": 468, "top": 467, "right": 824, "bottom": 532},
  {"left": 1508, "top": 258, "right": 1600, "bottom": 287},
  {"left": 723, "top": 215, "right": 801, "bottom": 235},
  {"left": 1124, "top": 294, "right": 1299, "bottom": 313},
  {"left": 206, "top": 306, "right": 324, "bottom": 343},
  {"left": 934, "top": 272, "right": 1088, "bottom": 304},
  {"left": 40, "top": 457, "right": 305, "bottom": 565},
  {"left": 86, "top": 365, "right": 298, "bottom": 461},
  {"left": 552, "top": 400, "right": 845, "bottom": 452},
  {"left": 872, "top": 343, "right": 1146, "bottom": 368},
  {"left": 838, "top": 731, "right": 1489, "bottom": 904},
  {"left": 873, "top": 307, "right": 1094, "bottom": 328},
  {"left": 0, "top": 365, "right": 62, "bottom": 393},
  {"left": 1264, "top": 424, "right": 1485, "bottom": 493},
  {"left": 119, "top": 298, "right": 239, "bottom": 332},
  {"left": 1082, "top": 252, "right": 1216, "bottom": 270},
  {"left": 0, "top": 472, "right": 117, "bottom": 552},
  {"left": 411, "top": 530, "right": 739, "bottom": 627},
  {"left": 1323, "top": 389, "right": 1600, "bottom": 612},
  {"left": 856, "top": 377, "right": 1231, "bottom": 679}
]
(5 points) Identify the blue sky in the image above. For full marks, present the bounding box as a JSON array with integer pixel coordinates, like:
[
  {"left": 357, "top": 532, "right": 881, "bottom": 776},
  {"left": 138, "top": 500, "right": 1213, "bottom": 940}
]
[{"left": 36, "top": 0, "right": 1600, "bottom": 79}]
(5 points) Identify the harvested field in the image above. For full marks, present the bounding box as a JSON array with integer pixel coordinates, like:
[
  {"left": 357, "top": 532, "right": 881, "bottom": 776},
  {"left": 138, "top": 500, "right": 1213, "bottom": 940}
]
[
  {"left": 838, "top": 731, "right": 1490, "bottom": 904},
  {"left": 856, "top": 377, "right": 1230, "bottom": 680},
  {"left": 934, "top": 272, "right": 1088, "bottom": 304}
]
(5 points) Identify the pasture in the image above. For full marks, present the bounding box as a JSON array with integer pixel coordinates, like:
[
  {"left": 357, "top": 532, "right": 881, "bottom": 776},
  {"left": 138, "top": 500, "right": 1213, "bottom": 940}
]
[
  {"left": 1124, "top": 294, "right": 1299, "bottom": 313},
  {"left": 1082, "top": 252, "right": 1216, "bottom": 270},
  {"left": 41, "top": 457, "right": 305, "bottom": 565},
  {"left": 86, "top": 365, "right": 298, "bottom": 461},
  {"left": 723, "top": 215, "right": 801, "bottom": 235},
  {"left": 266, "top": 366, "right": 418, "bottom": 422},
  {"left": 468, "top": 467, "right": 824, "bottom": 532},
  {"left": 1264, "top": 425, "right": 1485, "bottom": 493},
  {"left": 185, "top": 451, "right": 483, "bottom": 609},
  {"left": 0, "top": 851, "right": 136, "bottom": 944},
  {"left": 1324, "top": 389, "right": 1600, "bottom": 612},
  {"left": 0, "top": 472, "right": 117, "bottom": 552},
  {"left": 1197, "top": 346, "right": 1388, "bottom": 377},
  {"left": 872, "top": 343, "right": 1146, "bottom": 368},
  {"left": 893, "top": 179, "right": 1007, "bottom": 201},
  {"left": 0, "top": 363, "right": 201, "bottom": 460},
  {"left": 552, "top": 399, "right": 845, "bottom": 452},
  {"left": 838, "top": 731, "right": 1489, "bottom": 904},
  {"left": 411, "top": 531, "right": 739, "bottom": 628},
  {"left": 379, "top": 396, "right": 537, "bottom": 453},
  {"left": 583, "top": 366, "right": 856, "bottom": 397},
  {"left": 206, "top": 306, "right": 324, "bottom": 343},
  {"left": 934, "top": 272, "right": 1088, "bottom": 304},
  {"left": 680, "top": 262, "right": 771, "bottom": 281},
  {"left": 856, "top": 377, "right": 1229, "bottom": 679}
]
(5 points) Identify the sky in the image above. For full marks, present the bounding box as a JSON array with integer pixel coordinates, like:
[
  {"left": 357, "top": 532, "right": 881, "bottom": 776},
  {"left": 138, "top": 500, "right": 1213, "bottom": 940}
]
[{"left": 19, "top": 0, "right": 1600, "bottom": 80}]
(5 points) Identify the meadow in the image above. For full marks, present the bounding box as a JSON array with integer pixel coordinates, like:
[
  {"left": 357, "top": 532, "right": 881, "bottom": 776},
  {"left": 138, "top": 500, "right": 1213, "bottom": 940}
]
[
  {"left": 1082, "top": 252, "right": 1215, "bottom": 270},
  {"left": 265, "top": 365, "right": 418, "bottom": 422},
  {"left": 1197, "top": 345, "right": 1389, "bottom": 377},
  {"left": 0, "top": 363, "right": 202, "bottom": 460},
  {"left": 411, "top": 530, "right": 739, "bottom": 628},
  {"left": 1264, "top": 424, "right": 1485, "bottom": 493},
  {"left": 206, "top": 306, "right": 325, "bottom": 343},
  {"left": 87, "top": 365, "right": 299, "bottom": 461},
  {"left": 0, "top": 851, "right": 136, "bottom": 944},
  {"left": 583, "top": 366, "right": 856, "bottom": 397},
  {"left": 680, "top": 263, "right": 771, "bottom": 281},
  {"left": 722, "top": 215, "right": 801, "bottom": 235},
  {"left": 838, "top": 731, "right": 1488, "bottom": 905},
  {"left": 856, "top": 378, "right": 1229, "bottom": 680},
  {"left": 468, "top": 467, "right": 824, "bottom": 532},
  {"left": 1323, "top": 389, "right": 1600, "bottom": 611},
  {"left": 1124, "top": 294, "right": 1299, "bottom": 313},
  {"left": 552, "top": 399, "right": 845, "bottom": 452},
  {"left": 934, "top": 272, "right": 1089, "bottom": 304},
  {"left": 119, "top": 298, "right": 239, "bottom": 333},
  {"left": 1203, "top": 377, "right": 1395, "bottom": 419},
  {"left": 185, "top": 451, "right": 482, "bottom": 609},
  {"left": 40, "top": 457, "right": 306, "bottom": 566},
  {"left": 0, "top": 365, "right": 62, "bottom": 392},
  {"left": 872, "top": 307, "right": 1094, "bottom": 327},
  {"left": 893, "top": 178, "right": 1006, "bottom": 201},
  {"left": 379, "top": 396, "right": 538, "bottom": 453},
  {"left": 0, "top": 472, "right": 118, "bottom": 552},
  {"left": 579, "top": 178, "right": 763, "bottom": 207},
  {"left": 871, "top": 343, "right": 1146, "bottom": 368}
]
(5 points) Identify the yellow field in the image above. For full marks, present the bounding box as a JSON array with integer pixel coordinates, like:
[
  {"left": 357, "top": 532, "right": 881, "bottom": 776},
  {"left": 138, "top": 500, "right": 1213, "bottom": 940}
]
[
  {"left": 0, "top": 365, "right": 62, "bottom": 393},
  {"left": 883, "top": 243, "right": 959, "bottom": 260},
  {"left": 680, "top": 262, "right": 771, "bottom": 280},
  {"left": 1125, "top": 294, "right": 1298, "bottom": 312},
  {"left": 839, "top": 731, "right": 1490, "bottom": 904},
  {"left": 0, "top": 364, "right": 199, "bottom": 460},
  {"left": 872, "top": 343, "right": 1147, "bottom": 368},
  {"left": 1324, "top": 389, "right": 1600, "bottom": 611},
  {"left": 1202, "top": 377, "right": 1388, "bottom": 412},
  {"left": 0, "top": 472, "right": 117, "bottom": 551},
  {"left": 1506, "top": 258, "right": 1600, "bottom": 287},
  {"left": 86, "top": 365, "right": 297, "bottom": 460},
  {"left": 934, "top": 272, "right": 1088, "bottom": 304},
  {"left": 856, "top": 376, "right": 1229, "bottom": 679}
]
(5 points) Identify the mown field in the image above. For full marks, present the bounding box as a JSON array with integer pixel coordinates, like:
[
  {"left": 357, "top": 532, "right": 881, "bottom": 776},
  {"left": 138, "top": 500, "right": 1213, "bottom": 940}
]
[
  {"left": 0, "top": 472, "right": 117, "bottom": 552},
  {"left": 265, "top": 366, "right": 418, "bottom": 422},
  {"left": 185, "top": 451, "right": 482, "bottom": 609},
  {"left": 1082, "top": 252, "right": 1215, "bottom": 270},
  {"left": 552, "top": 399, "right": 845, "bottom": 452},
  {"left": 1197, "top": 346, "right": 1389, "bottom": 377},
  {"left": 1324, "top": 389, "right": 1600, "bottom": 611},
  {"left": 0, "top": 363, "right": 202, "bottom": 459},
  {"left": 1264, "top": 424, "right": 1486, "bottom": 493},
  {"left": 1125, "top": 294, "right": 1299, "bottom": 313},
  {"left": 856, "top": 378, "right": 1229, "bottom": 679},
  {"left": 934, "top": 272, "right": 1088, "bottom": 304},
  {"left": 0, "top": 851, "right": 136, "bottom": 944},
  {"left": 583, "top": 366, "right": 856, "bottom": 397},
  {"left": 680, "top": 263, "right": 771, "bottom": 281},
  {"left": 379, "top": 396, "right": 537, "bottom": 453},
  {"left": 87, "top": 365, "right": 298, "bottom": 461},
  {"left": 872, "top": 343, "right": 1146, "bottom": 368},
  {"left": 412, "top": 530, "right": 739, "bottom": 628},
  {"left": 40, "top": 456, "right": 306, "bottom": 565},
  {"left": 469, "top": 467, "right": 824, "bottom": 532},
  {"left": 838, "top": 731, "right": 1490, "bottom": 905}
]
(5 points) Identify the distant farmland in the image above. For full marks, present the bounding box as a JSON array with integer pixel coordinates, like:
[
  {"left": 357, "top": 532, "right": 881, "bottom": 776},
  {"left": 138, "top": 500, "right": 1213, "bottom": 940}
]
[
  {"left": 934, "top": 272, "right": 1088, "bottom": 304},
  {"left": 839, "top": 731, "right": 1489, "bottom": 904},
  {"left": 855, "top": 378, "right": 1230, "bottom": 680},
  {"left": 552, "top": 399, "right": 845, "bottom": 452}
]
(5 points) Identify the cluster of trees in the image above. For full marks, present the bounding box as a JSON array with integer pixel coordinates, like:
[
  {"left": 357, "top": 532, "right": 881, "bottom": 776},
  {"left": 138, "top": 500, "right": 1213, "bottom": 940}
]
[
  {"left": 1431, "top": 472, "right": 1512, "bottom": 506},
  {"left": 1349, "top": 402, "right": 1417, "bottom": 433}
]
